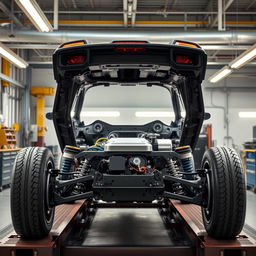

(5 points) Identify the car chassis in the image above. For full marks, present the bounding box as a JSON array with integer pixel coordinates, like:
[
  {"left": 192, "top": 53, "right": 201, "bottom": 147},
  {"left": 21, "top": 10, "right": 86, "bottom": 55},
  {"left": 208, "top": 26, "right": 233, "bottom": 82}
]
[{"left": 10, "top": 40, "right": 246, "bottom": 240}]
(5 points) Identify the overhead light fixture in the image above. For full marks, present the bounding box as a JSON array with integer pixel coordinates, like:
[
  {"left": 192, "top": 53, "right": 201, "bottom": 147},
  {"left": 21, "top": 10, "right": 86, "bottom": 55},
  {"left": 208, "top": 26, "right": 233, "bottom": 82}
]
[
  {"left": 0, "top": 42, "right": 28, "bottom": 68},
  {"left": 209, "top": 66, "right": 232, "bottom": 83},
  {"left": 238, "top": 112, "right": 256, "bottom": 118},
  {"left": 230, "top": 44, "right": 256, "bottom": 69},
  {"left": 209, "top": 43, "right": 256, "bottom": 83},
  {"left": 15, "top": 0, "right": 53, "bottom": 32},
  {"left": 80, "top": 111, "right": 120, "bottom": 117}
]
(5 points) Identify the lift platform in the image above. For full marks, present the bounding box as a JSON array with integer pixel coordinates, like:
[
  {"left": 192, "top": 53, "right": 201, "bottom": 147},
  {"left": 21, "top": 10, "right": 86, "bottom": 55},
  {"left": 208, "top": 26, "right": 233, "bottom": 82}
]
[{"left": 0, "top": 200, "right": 256, "bottom": 256}]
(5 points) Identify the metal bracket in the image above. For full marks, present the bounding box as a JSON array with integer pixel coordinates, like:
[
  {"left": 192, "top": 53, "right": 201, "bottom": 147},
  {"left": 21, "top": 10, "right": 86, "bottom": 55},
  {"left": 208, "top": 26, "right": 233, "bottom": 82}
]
[
  {"left": 163, "top": 175, "right": 203, "bottom": 189},
  {"left": 55, "top": 175, "right": 94, "bottom": 189},
  {"left": 53, "top": 191, "right": 93, "bottom": 206},
  {"left": 163, "top": 191, "right": 203, "bottom": 206}
]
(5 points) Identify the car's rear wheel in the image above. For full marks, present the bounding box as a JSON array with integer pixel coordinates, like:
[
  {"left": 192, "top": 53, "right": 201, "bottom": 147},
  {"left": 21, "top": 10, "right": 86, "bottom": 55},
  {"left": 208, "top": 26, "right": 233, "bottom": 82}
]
[
  {"left": 201, "top": 147, "right": 246, "bottom": 239},
  {"left": 11, "top": 147, "right": 55, "bottom": 239}
]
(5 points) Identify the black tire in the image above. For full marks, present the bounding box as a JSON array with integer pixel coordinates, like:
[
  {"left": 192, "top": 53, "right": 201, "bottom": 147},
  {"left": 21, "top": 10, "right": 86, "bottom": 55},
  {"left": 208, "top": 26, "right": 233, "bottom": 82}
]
[
  {"left": 11, "top": 147, "right": 55, "bottom": 239},
  {"left": 201, "top": 147, "right": 246, "bottom": 239}
]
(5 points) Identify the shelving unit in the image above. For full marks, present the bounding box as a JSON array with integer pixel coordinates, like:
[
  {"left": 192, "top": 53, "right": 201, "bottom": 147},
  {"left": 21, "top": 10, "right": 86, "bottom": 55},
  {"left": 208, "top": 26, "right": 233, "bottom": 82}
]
[{"left": 0, "top": 127, "right": 17, "bottom": 149}]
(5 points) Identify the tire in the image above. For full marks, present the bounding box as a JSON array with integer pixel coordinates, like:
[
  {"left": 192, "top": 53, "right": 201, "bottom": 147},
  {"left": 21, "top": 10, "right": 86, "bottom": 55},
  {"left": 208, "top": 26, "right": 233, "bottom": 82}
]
[
  {"left": 201, "top": 147, "right": 246, "bottom": 239},
  {"left": 11, "top": 147, "right": 55, "bottom": 239}
]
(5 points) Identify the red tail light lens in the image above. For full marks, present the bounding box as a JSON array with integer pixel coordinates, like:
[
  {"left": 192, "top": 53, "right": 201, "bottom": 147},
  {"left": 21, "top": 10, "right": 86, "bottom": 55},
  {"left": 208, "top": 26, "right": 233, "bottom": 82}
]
[
  {"left": 175, "top": 55, "right": 193, "bottom": 65},
  {"left": 112, "top": 40, "right": 149, "bottom": 44},
  {"left": 115, "top": 47, "right": 145, "bottom": 52},
  {"left": 67, "top": 55, "right": 85, "bottom": 65}
]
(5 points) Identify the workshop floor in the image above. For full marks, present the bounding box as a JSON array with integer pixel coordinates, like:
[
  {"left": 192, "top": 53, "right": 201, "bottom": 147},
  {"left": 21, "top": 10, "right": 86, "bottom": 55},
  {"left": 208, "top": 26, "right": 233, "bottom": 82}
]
[{"left": 0, "top": 188, "right": 255, "bottom": 239}]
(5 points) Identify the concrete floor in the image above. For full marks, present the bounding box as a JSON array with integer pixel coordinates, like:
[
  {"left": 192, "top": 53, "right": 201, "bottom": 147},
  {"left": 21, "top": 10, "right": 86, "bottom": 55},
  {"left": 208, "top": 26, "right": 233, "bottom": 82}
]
[
  {"left": 0, "top": 189, "right": 12, "bottom": 231},
  {"left": 245, "top": 190, "right": 256, "bottom": 228},
  {"left": 0, "top": 188, "right": 255, "bottom": 237}
]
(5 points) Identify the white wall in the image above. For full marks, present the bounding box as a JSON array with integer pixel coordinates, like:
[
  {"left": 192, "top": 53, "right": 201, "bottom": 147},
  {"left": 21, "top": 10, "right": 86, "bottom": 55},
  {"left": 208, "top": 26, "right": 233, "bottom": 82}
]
[
  {"left": 31, "top": 68, "right": 256, "bottom": 150},
  {"left": 202, "top": 69, "right": 256, "bottom": 149}
]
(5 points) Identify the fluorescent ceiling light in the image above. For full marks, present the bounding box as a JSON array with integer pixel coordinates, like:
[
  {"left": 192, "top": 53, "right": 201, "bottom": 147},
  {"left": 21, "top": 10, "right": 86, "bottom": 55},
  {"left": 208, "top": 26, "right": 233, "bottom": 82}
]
[
  {"left": 15, "top": 0, "right": 53, "bottom": 32},
  {"left": 80, "top": 111, "right": 120, "bottom": 117},
  {"left": 209, "top": 43, "right": 256, "bottom": 83},
  {"left": 238, "top": 112, "right": 256, "bottom": 118},
  {"left": 209, "top": 66, "right": 232, "bottom": 83},
  {"left": 0, "top": 43, "right": 28, "bottom": 68},
  {"left": 230, "top": 45, "right": 256, "bottom": 69},
  {"left": 135, "top": 111, "right": 186, "bottom": 117}
]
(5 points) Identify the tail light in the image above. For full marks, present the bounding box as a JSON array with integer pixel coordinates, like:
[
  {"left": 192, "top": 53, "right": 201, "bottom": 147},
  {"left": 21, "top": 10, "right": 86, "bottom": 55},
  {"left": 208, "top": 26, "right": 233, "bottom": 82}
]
[
  {"left": 173, "top": 40, "right": 201, "bottom": 49},
  {"left": 112, "top": 40, "right": 149, "bottom": 44},
  {"left": 115, "top": 47, "right": 145, "bottom": 52},
  {"left": 60, "top": 40, "right": 87, "bottom": 48},
  {"left": 175, "top": 55, "right": 193, "bottom": 65},
  {"left": 66, "top": 55, "right": 85, "bottom": 65}
]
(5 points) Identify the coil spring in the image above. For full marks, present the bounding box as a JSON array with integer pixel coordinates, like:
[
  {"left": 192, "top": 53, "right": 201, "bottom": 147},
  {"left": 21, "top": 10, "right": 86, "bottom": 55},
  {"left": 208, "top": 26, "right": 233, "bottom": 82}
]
[
  {"left": 180, "top": 158, "right": 194, "bottom": 180},
  {"left": 167, "top": 159, "right": 183, "bottom": 194},
  {"left": 181, "top": 158, "right": 194, "bottom": 172},
  {"left": 61, "top": 158, "right": 73, "bottom": 180},
  {"left": 81, "top": 159, "right": 90, "bottom": 176}
]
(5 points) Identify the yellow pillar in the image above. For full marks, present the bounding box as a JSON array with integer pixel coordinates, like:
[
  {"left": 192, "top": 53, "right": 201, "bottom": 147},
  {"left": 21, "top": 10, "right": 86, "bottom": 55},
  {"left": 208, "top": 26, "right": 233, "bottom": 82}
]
[
  {"left": 30, "top": 86, "right": 55, "bottom": 146},
  {"left": 36, "top": 97, "right": 45, "bottom": 137},
  {"left": 1, "top": 58, "right": 10, "bottom": 87}
]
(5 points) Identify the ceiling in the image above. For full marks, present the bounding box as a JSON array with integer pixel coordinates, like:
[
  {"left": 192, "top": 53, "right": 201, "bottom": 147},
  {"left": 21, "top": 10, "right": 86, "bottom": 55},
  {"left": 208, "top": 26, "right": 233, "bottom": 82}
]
[{"left": 0, "top": 0, "right": 256, "bottom": 67}]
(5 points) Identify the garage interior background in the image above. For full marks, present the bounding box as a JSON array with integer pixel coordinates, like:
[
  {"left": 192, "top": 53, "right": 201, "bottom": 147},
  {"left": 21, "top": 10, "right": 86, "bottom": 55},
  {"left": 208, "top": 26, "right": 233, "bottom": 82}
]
[
  {"left": 0, "top": 0, "right": 255, "bottom": 244},
  {"left": 1, "top": 0, "right": 256, "bottom": 152}
]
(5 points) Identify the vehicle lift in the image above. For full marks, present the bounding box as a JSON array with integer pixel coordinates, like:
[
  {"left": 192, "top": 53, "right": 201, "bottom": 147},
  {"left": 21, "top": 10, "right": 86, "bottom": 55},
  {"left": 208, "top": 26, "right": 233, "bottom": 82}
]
[
  {"left": 30, "top": 86, "right": 55, "bottom": 147},
  {"left": 0, "top": 199, "right": 255, "bottom": 256}
]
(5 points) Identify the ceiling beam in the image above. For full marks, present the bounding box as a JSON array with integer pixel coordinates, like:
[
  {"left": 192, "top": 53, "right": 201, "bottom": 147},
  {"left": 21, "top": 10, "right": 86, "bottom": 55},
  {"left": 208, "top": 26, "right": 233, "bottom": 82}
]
[
  {"left": 123, "top": 0, "right": 128, "bottom": 27},
  {"left": 163, "top": 0, "right": 169, "bottom": 13},
  {"left": 224, "top": 0, "right": 235, "bottom": 10},
  {"left": 89, "top": 0, "right": 95, "bottom": 8},
  {"left": 53, "top": 0, "right": 58, "bottom": 30},
  {"left": 246, "top": 0, "right": 256, "bottom": 10},
  {"left": 0, "top": 72, "right": 24, "bottom": 88},
  {"left": 131, "top": 0, "right": 137, "bottom": 27},
  {"left": 171, "top": 0, "right": 178, "bottom": 9},
  {"left": 2, "top": 19, "right": 256, "bottom": 28},
  {"left": 0, "top": 1, "right": 23, "bottom": 27},
  {"left": 210, "top": 0, "right": 235, "bottom": 28},
  {"left": 61, "top": 0, "right": 67, "bottom": 9},
  {"left": 12, "top": 10, "right": 256, "bottom": 15},
  {"left": 218, "top": 0, "right": 224, "bottom": 31},
  {"left": 203, "top": 0, "right": 214, "bottom": 23},
  {"left": 71, "top": 0, "right": 77, "bottom": 9}
]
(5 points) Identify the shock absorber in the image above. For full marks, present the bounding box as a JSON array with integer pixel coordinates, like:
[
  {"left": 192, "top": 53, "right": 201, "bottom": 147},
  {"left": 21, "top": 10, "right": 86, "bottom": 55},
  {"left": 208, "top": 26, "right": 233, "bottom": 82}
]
[
  {"left": 175, "top": 145, "right": 195, "bottom": 180},
  {"left": 60, "top": 145, "right": 80, "bottom": 180},
  {"left": 167, "top": 159, "right": 183, "bottom": 194},
  {"left": 81, "top": 159, "right": 90, "bottom": 176}
]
